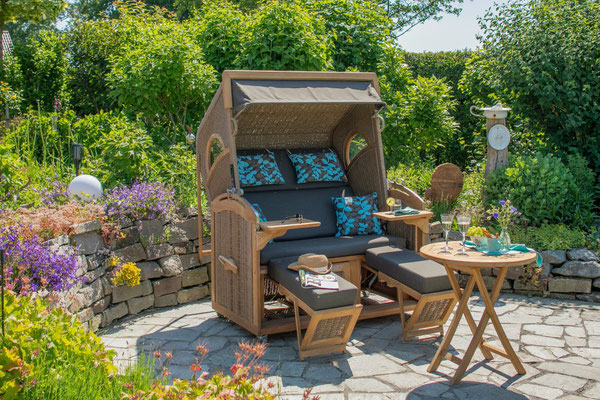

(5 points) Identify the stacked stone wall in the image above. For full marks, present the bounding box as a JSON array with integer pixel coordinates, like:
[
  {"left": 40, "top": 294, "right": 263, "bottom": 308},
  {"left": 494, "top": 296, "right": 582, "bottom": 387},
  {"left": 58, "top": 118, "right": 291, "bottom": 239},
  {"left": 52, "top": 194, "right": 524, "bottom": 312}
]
[{"left": 49, "top": 212, "right": 211, "bottom": 331}]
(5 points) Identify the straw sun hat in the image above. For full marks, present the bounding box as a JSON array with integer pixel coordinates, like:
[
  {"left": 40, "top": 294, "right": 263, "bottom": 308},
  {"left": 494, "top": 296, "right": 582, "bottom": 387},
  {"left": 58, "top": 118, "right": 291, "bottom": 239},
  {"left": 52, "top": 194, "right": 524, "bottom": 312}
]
[{"left": 287, "top": 253, "right": 333, "bottom": 275}]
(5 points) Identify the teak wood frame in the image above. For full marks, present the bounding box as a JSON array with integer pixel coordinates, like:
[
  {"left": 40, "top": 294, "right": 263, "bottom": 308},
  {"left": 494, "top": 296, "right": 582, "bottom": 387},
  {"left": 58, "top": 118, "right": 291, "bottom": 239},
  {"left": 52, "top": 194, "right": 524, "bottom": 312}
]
[{"left": 198, "top": 71, "right": 454, "bottom": 358}]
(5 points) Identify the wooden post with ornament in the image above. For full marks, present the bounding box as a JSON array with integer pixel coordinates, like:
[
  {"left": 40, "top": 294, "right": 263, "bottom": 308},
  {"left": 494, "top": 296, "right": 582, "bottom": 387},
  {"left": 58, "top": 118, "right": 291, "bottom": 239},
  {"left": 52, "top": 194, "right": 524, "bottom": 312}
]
[{"left": 470, "top": 103, "right": 512, "bottom": 178}]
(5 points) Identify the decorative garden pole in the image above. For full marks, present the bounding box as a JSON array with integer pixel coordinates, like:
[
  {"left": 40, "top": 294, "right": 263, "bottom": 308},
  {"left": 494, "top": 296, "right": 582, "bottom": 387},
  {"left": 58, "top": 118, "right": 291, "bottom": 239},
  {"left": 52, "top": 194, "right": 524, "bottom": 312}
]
[{"left": 470, "top": 103, "right": 512, "bottom": 178}]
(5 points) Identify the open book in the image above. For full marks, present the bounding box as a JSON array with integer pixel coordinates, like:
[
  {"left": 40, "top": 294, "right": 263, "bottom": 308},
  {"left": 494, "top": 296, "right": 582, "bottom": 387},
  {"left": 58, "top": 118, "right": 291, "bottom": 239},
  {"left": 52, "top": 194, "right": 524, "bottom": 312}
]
[{"left": 299, "top": 269, "right": 339, "bottom": 290}]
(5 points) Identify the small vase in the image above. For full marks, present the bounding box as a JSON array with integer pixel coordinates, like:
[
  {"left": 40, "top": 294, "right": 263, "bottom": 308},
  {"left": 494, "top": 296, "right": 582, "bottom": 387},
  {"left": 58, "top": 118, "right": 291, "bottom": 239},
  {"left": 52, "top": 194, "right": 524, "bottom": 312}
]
[{"left": 499, "top": 228, "right": 511, "bottom": 251}]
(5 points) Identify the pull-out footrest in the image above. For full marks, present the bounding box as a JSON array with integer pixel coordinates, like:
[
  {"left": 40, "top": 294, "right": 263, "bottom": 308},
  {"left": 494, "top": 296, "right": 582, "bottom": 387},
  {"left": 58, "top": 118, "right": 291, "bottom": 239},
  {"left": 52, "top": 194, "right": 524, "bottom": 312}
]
[
  {"left": 365, "top": 246, "right": 456, "bottom": 340},
  {"left": 268, "top": 257, "right": 362, "bottom": 360}
]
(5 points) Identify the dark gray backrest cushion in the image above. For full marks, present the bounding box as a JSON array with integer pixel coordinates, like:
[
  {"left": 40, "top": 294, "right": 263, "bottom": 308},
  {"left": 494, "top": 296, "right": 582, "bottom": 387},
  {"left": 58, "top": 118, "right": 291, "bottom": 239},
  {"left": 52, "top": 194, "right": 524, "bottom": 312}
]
[{"left": 244, "top": 185, "right": 354, "bottom": 241}]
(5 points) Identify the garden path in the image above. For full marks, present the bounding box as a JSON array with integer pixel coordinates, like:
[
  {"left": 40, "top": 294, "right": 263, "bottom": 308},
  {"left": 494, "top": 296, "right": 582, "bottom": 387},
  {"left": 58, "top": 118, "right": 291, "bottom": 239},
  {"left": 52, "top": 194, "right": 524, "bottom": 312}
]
[{"left": 100, "top": 294, "right": 600, "bottom": 400}]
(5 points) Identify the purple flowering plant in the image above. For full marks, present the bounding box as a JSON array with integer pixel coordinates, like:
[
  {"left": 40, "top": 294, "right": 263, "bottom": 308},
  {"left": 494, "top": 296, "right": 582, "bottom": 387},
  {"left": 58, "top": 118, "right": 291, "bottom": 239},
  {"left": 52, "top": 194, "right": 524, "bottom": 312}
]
[
  {"left": 0, "top": 225, "right": 81, "bottom": 295},
  {"left": 486, "top": 199, "right": 520, "bottom": 231},
  {"left": 103, "top": 181, "right": 176, "bottom": 224},
  {"left": 34, "top": 176, "right": 69, "bottom": 207}
]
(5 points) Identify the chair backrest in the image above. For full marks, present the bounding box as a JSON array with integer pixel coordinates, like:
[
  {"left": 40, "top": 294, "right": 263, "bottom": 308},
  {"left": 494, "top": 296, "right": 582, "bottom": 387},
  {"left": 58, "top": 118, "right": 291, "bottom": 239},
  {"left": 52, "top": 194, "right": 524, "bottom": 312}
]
[{"left": 240, "top": 149, "right": 353, "bottom": 241}]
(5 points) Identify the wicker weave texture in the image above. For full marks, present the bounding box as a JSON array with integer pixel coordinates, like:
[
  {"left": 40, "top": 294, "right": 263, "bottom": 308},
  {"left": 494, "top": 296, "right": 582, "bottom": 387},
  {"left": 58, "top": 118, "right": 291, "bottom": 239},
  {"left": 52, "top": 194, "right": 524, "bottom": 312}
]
[
  {"left": 313, "top": 315, "right": 351, "bottom": 341},
  {"left": 213, "top": 210, "right": 256, "bottom": 326},
  {"left": 417, "top": 299, "right": 451, "bottom": 323}
]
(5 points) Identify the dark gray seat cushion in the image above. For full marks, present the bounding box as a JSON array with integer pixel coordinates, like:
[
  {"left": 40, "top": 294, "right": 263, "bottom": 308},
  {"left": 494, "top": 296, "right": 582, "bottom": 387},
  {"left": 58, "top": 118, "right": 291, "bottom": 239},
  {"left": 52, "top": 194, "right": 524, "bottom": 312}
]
[
  {"left": 261, "top": 235, "right": 406, "bottom": 265},
  {"left": 268, "top": 256, "right": 358, "bottom": 311},
  {"left": 365, "top": 246, "right": 452, "bottom": 294}
]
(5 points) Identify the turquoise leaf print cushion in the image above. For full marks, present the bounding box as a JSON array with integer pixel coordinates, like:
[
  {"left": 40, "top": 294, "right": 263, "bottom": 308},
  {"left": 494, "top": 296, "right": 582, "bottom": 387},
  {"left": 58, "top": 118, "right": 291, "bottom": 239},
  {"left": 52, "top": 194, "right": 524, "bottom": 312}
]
[
  {"left": 288, "top": 150, "right": 347, "bottom": 183},
  {"left": 237, "top": 152, "right": 285, "bottom": 187},
  {"left": 332, "top": 192, "right": 382, "bottom": 236}
]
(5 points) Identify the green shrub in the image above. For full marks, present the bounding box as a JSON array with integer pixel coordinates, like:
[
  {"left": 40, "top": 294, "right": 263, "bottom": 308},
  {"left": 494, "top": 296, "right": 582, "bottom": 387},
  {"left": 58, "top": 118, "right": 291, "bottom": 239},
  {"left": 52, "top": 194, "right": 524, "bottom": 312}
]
[
  {"left": 303, "top": 0, "right": 392, "bottom": 72},
  {"left": 511, "top": 224, "right": 587, "bottom": 251},
  {"left": 194, "top": 1, "right": 247, "bottom": 73},
  {"left": 378, "top": 47, "right": 458, "bottom": 167},
  {"left": 236, "top": 0, "right": 333, "bottom": 71},
  {"left": 13, "top": 30, "right": 69, "bottom": 111},
  {"left": 387, "top": 163, "right": 434, "bottom": 197},
  {"left": 0, "top": 292, "right": 154, "bottom": 400},
  {"left": 485, "top": 152, "right": 595, "bottom": 228}
]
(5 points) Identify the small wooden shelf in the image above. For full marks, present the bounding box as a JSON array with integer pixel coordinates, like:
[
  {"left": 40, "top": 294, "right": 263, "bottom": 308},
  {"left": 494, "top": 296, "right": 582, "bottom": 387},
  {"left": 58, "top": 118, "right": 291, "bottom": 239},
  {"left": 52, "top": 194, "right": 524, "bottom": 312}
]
[
  {"left": 373, "top": 210, "right": 433, "bottom": 251},
  {"left": 257, "top": 219, "right": 321, "bottom": 250},
  {"left": 373, "top": 210, "right": 433, "bottom": 222},
  {"left": 259, "top": 219, "right": 320, "bottom": 232}
]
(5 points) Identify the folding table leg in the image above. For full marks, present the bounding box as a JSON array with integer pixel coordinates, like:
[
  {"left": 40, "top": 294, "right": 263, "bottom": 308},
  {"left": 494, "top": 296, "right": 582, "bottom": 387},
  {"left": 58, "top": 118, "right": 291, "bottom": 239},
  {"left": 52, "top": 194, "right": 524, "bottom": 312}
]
[
  {"left": 445, "top": 266, "right": 494, "bottom": 361},
  {"left": 428, "top": 272, "right": 476, "bottom": 373},
  {"left": 451, "top": 268, "right": 524, "bottom": 384},
  {"left": 473, "top": 268, "right": 526, "bottom": 375}
]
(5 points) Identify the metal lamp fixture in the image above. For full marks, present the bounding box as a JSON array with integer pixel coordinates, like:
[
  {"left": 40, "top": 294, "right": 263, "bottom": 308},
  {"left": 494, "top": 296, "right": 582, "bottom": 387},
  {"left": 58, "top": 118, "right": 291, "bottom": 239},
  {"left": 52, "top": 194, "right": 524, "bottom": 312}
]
[{"left": 71, "top": 143, "right": 84, "bottom": 176}]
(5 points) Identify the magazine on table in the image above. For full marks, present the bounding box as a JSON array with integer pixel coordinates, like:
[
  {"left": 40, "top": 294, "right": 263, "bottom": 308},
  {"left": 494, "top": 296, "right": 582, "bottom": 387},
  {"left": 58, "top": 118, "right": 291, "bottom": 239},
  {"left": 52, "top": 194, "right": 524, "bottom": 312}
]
[{"left": 299, "top": 269, "right": 339, "bottom": 290}]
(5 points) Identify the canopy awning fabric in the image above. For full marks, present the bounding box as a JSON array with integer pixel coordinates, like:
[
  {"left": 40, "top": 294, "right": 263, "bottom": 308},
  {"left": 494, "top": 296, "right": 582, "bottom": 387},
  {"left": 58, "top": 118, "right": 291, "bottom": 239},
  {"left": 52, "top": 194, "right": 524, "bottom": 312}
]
[{"left": 231, "top": 79, "right": 386, "bottom": 113}]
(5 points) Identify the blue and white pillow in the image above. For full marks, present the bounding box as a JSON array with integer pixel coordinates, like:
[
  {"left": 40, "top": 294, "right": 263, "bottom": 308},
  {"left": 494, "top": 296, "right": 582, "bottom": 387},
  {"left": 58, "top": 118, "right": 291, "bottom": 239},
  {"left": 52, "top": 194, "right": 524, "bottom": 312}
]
[
  {"left": 332, "top": 192, "right": 382, "bottom": 236},
  {"left": 288, "top": 150, "right": 347, "bottom": 184},
  {"left": 237, "top": 153, "right": 285, "bottom": 187}
]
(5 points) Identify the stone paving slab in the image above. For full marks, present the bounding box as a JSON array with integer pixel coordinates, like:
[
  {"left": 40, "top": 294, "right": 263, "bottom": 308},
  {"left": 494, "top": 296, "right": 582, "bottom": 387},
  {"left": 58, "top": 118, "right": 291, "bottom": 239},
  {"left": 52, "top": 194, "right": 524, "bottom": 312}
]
[{"left": 100, "top": 293, "right": 600, "bottom": 400}]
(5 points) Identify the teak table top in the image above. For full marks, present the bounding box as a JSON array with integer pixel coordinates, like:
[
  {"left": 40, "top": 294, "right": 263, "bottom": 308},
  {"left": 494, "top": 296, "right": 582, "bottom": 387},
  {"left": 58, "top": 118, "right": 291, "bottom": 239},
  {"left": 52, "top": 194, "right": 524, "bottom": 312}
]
[{"left": 420, "top": 241, "right": 537, "bottom": 270}]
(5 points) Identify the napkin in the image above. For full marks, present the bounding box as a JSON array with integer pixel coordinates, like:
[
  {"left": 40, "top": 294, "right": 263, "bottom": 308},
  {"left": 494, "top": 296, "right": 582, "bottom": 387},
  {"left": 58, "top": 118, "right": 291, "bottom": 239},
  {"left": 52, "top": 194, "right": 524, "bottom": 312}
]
[
  {"left": 393, "top": 207, "right": 420, "bottom": 216},
  {"left": 465, "top": 240, "right": 542, "bottom": 267}
]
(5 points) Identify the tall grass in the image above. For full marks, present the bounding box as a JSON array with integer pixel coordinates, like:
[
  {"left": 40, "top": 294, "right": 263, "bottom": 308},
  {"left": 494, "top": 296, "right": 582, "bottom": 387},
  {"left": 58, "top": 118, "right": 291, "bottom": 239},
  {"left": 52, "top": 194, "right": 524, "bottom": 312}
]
[{"left": 22, "top": 353, "right": 156, "bottom": 400}]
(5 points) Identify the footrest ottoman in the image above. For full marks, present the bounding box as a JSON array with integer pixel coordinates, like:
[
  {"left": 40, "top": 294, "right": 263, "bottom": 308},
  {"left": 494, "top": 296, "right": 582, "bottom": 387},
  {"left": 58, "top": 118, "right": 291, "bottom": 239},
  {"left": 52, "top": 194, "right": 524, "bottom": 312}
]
[
  {"left": 365, "top": 246, "right": 456, "bottom": 340},
  {"left": 268, "top": 256, "right": 362, "bottom": 359}
]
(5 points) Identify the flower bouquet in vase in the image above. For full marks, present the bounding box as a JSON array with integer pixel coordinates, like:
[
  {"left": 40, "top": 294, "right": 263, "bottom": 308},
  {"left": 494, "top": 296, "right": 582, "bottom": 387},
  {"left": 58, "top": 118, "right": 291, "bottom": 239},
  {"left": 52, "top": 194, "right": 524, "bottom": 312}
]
[{"left": 485, "top": 199, "right": 520, "bottom": 251}]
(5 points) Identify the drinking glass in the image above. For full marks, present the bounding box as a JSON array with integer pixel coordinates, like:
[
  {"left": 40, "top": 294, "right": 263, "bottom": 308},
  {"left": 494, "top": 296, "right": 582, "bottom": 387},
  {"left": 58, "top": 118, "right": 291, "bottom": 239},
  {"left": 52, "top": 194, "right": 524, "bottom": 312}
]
[
  {"left": 457, "top": 214, "right": 471, "bottom": 255},
  {"left": 440, "top": 214, "right": 453, "bottom": 254}
]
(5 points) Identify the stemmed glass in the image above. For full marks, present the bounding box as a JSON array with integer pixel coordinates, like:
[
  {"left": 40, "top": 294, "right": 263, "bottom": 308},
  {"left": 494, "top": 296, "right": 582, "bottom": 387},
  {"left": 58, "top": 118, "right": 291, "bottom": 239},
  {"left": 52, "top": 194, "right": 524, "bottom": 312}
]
[
  {"left": 440, "top": 214, "right": 453, "bottom": 254},
  {"left": 457, "top": 214, "right": 471, "bottom": 256}
]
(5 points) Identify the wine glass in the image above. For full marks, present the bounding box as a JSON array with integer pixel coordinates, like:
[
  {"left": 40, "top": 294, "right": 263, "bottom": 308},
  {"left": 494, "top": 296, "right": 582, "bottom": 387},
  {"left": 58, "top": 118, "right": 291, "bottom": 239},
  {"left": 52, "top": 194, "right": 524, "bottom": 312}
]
[
  {"left": 457, "top": 214, "right": 471, "bottom": 256},
  {"left": 440, "top": 214, "right": 453, "bottom": 254}
]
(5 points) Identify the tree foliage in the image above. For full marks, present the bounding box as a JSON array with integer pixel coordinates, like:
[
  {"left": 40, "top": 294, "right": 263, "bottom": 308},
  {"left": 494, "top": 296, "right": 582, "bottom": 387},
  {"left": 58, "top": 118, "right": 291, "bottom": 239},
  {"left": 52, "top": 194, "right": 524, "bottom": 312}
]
[
  {"left": 303, "top": 0, "right": 392, "bottom": 71},
  {"left": 378, "top": 45, "right": 457, "bottom": 167},
  {"left": 461, "top": 0, "right": 600, "bottom": 175},
  {"left": 382, "top": 0, "right": 464, "bottom": 36},
  {"left": 193, "top": 1, "right": 247, "bottom": 73},
  {"left": 13, "top": 30, "right": 69, "bottom": 111},
  {"left": 107, "top": 1, "right": 217, "bottom": 141},
  {"left": 236, "top": 0, "right": 333, "bottom": 71}
]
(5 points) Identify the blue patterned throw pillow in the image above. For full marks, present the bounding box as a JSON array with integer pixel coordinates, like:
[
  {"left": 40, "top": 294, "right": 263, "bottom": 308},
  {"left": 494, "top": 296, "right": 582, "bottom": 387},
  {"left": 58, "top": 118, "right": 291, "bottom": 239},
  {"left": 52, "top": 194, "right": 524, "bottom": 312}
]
[
  {"left": 237, "top": 152, "right": 285, "bottom": 187},
  {"left": 332, "top": 192, "right": 383, "bottom": 236},
  {"left": 288, "top": 150, "right": 347, "bottom": 184}
]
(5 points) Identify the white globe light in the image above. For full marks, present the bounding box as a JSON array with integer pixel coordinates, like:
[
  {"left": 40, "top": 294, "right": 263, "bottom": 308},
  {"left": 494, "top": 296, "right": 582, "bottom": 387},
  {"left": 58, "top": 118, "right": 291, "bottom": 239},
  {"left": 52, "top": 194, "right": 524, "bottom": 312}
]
[{"left": 68, "top": 175, "right": 103, "bottom": 201}]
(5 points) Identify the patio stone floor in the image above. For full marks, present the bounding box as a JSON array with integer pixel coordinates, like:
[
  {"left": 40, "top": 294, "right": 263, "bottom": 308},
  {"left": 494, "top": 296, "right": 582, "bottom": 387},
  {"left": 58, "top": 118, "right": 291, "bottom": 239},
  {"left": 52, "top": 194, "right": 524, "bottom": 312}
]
[{"left": 100, "top": 293, "right": 600, "bottom": 400}]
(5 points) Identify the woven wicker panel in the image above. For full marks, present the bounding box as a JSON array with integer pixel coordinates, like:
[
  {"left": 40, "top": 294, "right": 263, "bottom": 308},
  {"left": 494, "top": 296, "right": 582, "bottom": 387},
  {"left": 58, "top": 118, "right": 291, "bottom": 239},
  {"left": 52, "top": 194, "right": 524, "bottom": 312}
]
[
  {"left": 235, "top": 104, "right": 353, "bottom": 149},
  {"left": 213, "top": 210, "right": 256, "bottom": 326},
  {"left": 206, "top": 153, "right": 234, "bottom": 201},
  {"left": 313, "top": 315, "right": 351, "bottom": 341},
  {"left": 263, "top": 276, "right": 280, "bottom": 298},
  {"left": 417, "top": 299, "right": 451, "bottom": 323}
]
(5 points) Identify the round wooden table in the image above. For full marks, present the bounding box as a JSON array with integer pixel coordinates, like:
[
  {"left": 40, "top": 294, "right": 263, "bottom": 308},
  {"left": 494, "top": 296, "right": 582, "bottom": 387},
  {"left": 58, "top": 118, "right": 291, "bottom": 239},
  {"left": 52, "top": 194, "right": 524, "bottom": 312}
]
[{"left": 420, "top": 241, "right": 537, "bottom": 385}]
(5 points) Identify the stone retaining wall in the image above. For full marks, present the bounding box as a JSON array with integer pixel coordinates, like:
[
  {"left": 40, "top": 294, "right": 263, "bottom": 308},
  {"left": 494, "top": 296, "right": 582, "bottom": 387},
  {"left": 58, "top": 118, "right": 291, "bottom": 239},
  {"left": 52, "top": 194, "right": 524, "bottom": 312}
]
[
  {"left": 49, "top": 212, "right": 211, "bottom": 331},
  {"left": 429, "top": 222, "right": 600, "bottom": 302}
]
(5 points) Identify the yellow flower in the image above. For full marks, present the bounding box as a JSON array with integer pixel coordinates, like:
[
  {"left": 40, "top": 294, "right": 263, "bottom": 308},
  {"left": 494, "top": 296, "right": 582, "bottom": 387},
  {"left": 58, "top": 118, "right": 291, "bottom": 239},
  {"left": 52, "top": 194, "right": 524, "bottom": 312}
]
[
  {"left": 111, "top": 262, "right": 141, "bottom": 287},
  {"left": 108, "top": 256, "right": 120, "bottom": 268}
]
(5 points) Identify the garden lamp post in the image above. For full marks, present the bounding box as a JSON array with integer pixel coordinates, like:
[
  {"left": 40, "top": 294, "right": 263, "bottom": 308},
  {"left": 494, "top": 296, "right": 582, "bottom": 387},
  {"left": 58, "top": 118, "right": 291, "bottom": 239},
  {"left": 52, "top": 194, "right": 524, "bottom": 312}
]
[
  {"left": 186, "top": 133, "right": 196, "bottom": 154},
  {"left": 71, "top": 143, "right": 84, "bottom": 176}
]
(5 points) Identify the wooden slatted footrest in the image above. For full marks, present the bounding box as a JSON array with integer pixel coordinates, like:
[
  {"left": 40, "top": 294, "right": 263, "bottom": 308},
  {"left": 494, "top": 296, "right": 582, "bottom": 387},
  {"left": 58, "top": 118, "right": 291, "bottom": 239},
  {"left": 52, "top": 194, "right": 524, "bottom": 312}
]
[{"left": 279, "top": 285, "right": 362, "bottom": 360}]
